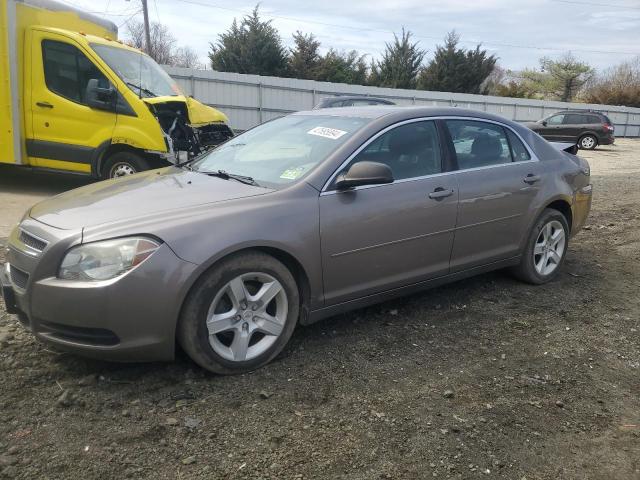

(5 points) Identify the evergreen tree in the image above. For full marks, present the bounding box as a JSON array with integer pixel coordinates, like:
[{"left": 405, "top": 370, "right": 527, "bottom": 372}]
[
  {"left": 208, "top": 6, "right": 289, "bottom": 77},
  {"left": 289, "top": 31, "right": 321, "bottom": 80},
  {"left": 369, "top": 29, "right": 425, "bottom": 89},
  {"left": 417, "top": 31, "right": 497, "bottom": 94},
  {"left": 316, "top": 49, "right": 368, "bottom": 85},
  {"left": 521, "top": 53, "right": 593, "bottom": 102}
]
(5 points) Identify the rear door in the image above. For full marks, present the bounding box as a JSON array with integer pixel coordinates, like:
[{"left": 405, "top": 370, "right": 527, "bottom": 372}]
[
  {"left": 445, "top": 119, "right": 542, "bottom": 271},
  {"left": 562, "top": 113, "right": 587, "bottom": 142},
  {"left": 319, "top": 120, "right": 458, "bottom": 305},
  {"left": 26, "top": 30, "right": 117, "bottom": 172}
]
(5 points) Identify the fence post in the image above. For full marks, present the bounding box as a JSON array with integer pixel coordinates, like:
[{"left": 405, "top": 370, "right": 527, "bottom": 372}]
[
  {"left": 190, "top": 75, "right": 195, "bottom": 97},
  {"left": 258, "top": 83, "right": 263, "bottom": 123},
  {"left": 625, "top": 110, "right": 631, "bottom": 138},
  {"left": 312, "top": 89, "right": 317, "bottom": 109}
]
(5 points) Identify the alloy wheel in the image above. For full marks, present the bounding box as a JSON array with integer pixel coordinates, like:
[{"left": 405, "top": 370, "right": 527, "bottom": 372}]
[
  {"left": 580, "top": 136, "right": 595, "bottom": 149},
  {"left": 206, "top": 272, "right": 288, "bottom": 362},
  {"left": 533, "top": 220, "right": 566, "bottom": 276}
]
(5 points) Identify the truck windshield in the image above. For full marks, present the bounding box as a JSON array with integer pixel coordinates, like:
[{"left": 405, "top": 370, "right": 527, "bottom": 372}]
[
  {"left": 91, "top": 44, "right": 182, "bottom": 98},
  {"left": 191, "top": 115, "right": 371, "bottom": 188}
]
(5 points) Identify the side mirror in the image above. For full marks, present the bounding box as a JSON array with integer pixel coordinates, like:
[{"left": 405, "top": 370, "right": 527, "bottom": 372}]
[
  {"left": 85, "top": 79, "right": 116, "bottom": 111},
  {"left": 541, "top": 120, "right": 548, "bottom": 126},
  {"left": 335, "top": 161, "right": 394, "bottom": 190}
]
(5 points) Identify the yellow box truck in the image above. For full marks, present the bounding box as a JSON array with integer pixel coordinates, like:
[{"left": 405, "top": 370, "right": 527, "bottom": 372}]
[{"left": 1, "top": 0, "right": 233, "bottom": 179}]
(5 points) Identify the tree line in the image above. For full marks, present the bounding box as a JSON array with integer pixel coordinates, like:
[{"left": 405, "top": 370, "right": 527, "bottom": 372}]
[{"left": 128, "top": 7, "right": 640, "bottom": 108}]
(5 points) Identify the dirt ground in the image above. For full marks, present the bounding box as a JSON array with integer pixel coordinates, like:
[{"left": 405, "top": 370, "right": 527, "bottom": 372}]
[{"left": 0, "top": 140, "right": 639, "bottom": 480}]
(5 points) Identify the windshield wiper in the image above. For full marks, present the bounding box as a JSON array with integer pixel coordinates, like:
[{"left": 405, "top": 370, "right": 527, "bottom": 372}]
[
  {"left": 200, "top": 169, "right": 260, "bottom": 186},
  {"left": 125, "top": 81, "right": 157, "bottom": 98}
]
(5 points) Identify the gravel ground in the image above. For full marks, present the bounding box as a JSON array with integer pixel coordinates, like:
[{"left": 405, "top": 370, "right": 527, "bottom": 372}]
[{"left": 1, "top": 139, "right": 639, "bottom": 479}]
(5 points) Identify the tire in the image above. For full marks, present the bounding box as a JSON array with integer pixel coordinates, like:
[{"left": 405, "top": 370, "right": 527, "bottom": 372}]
[
  {"left": 578, "top": 134, "right": 597, "bottom": 150},
  {"left": 101, "top": 151, "right": 150, "bottom": 180},
  {"left": 512, "top": 208, "right": 570, "bottom": 285},
  {"left": 177, "top": 251, "right": 300, "bottom": 375}
]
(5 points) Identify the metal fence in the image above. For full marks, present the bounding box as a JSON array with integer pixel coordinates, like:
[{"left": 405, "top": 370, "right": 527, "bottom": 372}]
[{"left": 165, "top": 66, "right": 640, "bottom": 137}]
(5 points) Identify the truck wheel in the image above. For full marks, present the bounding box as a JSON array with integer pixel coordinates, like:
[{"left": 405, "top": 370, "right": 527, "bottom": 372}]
[
  {"left": 177, "top": 251, "right": 300, "bottom": 375},
  {"left": 101, "top": 151, "right": 150, "bottom": 179}
]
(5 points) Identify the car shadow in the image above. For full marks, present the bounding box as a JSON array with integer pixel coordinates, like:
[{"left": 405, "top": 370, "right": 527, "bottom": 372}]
[{"left": 0, "top": 164, "right": 94, "bottom": 195}]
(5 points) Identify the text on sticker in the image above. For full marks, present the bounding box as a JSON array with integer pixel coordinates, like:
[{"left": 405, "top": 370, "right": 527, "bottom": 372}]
[{"left": 307, "top": 127, "right": 348, "bottom": 140}]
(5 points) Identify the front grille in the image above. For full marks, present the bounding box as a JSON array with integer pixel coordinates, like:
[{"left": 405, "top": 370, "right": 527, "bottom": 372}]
[
  {"left": 19, "top": 230, "right": 48, "bottom": 252},
  {"left": 9, "top": 265, "right": 29, "bottom": 290}
]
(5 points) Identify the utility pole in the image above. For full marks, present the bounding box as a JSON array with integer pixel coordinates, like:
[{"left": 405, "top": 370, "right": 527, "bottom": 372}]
[{"left": 141, "top": 0, "right": 152, "bottom": 56}]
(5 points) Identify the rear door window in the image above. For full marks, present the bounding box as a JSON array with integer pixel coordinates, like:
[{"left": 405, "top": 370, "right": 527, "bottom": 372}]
[
  {"left": 506, "top": 130, "right": 531, "bottom": 162},
  {"left": 564, "top": 114, "right": 587, "bottom": 125},
  {"left": 445, "top": 120, "right": 512, "bottom": 169}
]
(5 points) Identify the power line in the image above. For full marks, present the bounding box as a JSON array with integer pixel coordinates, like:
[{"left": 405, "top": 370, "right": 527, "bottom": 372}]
[
  {"left": 173, "top": 0, "right": 640, "bottom": 56},
  {"left": 551, "top": 0, "right": 640, "bottom": 10}
]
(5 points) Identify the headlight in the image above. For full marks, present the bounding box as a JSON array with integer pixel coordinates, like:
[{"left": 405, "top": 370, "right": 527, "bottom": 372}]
[{"left": 58, "top": 237, "right": 160, "bottom": 281}]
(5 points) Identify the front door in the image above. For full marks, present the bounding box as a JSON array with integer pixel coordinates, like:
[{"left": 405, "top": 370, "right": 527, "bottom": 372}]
[
  {"left": 26, "top": 29, "right": 117, "bottom": 172},
  {"left": 319, "top": 120, "right": 458, "bottom": 305},
  {"left": 445, "top": 119, "right": 542, "bottom": 271},
  {"left": 539, "top": 113, "right": 566, "bottom": 141}
]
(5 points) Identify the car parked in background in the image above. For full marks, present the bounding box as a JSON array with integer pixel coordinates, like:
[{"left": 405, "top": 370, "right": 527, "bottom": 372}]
[
  {"left": 314, "top": 96, "right": 395, "bottom": 109},
  {"left": 526, "top": 110, "right": 614, "bottom": 150},
  {"left": 1, "top": 107, "right": 592, "bottom": 375}
]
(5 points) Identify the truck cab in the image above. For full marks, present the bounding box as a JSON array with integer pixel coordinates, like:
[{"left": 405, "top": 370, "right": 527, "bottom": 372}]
[{"left": 1, "top": 0, "right": 233, "bottom": 179}]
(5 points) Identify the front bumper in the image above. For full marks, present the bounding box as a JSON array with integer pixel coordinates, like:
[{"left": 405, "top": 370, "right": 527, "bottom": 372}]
[{"left": 2, "top": 219, "right": 197, "bottom": 362}]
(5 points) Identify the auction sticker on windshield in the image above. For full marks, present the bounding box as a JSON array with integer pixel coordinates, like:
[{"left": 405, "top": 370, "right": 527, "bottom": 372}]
[{"left": 307, "top": 127, "right": 348, "bottom": 140}]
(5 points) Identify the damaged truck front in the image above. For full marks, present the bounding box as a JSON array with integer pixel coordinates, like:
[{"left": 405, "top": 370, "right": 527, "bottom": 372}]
[
  {"left": 1, "top": 0, "right": 233, "bottom": 180},
  {"left": 89, "top": 40, "right": 234, "bottom": 178}
]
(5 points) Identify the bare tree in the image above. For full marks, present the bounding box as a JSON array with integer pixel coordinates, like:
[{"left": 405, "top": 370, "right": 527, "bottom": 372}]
[
  {"left": 126, "top": 20, "right": 177, "bottom": 65},
  {"left": 582, "top": 57, "right": 640, "bottom": 107},
  {"left": 173, "top": 46, "right": 202, "bottom": 69}
]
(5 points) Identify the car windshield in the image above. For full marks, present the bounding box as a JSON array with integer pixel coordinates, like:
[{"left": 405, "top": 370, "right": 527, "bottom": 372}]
[
  {"left": 91, "top": 44, "right": 182, "bottom": 98},
  {"left": 191, "top": 115, "right": 371, "bottom": 188}
]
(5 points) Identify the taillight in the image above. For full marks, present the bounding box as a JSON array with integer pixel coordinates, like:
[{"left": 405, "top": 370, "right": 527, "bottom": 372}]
[{"left": 603, "top": 123, "right": 614, "bottom": 132}]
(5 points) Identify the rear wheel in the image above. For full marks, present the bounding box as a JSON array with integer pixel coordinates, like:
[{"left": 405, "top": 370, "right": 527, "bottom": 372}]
[
  {"left": 578, "top": 134, "right": 597, "bottom": 150},
  {"left": 512, "top": 209, "right": 569, "bottom": 284},
  {"left": 178, "top": 252, "right": 299, "bottom": 375},
  {"left": 101, "top": 151, "right": 150, "bottom": 180}
]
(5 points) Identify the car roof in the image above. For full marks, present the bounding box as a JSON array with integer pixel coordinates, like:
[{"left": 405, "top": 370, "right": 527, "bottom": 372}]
[
  {"left": 293, "top": 105, "right": 517, "bottom": 123},
  {"left": 322, "top": 96, "right": 393, "bottom": 102},
  {"left": 551, "top": 110, "right": 606, "bottom": 116}
]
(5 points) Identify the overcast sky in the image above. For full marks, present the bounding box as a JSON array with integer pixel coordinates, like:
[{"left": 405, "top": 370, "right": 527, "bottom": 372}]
[{"left": 65, "top": 0, "right": 640, "bottom": 72}]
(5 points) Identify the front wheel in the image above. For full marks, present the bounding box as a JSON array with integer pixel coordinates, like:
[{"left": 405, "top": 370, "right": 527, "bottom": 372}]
[
  {"left": 512, "top": 209, "right": 569, "bottom": 284},
  {"left": 178, "top": 252, "right": 300, "bottom": 375},
  {"left": 578, "top": 134, "right": 597, "bottom": 150},
  {"left": 101, "top": 151, "right": 150, "bottom": 180}
]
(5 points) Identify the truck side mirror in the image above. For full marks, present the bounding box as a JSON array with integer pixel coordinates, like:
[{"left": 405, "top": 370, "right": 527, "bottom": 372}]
[{"left": 85, "top": 79, "right": 116, "bottom": 111}]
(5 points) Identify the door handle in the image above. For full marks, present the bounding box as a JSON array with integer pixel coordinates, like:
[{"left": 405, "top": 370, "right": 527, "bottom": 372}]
[
  {"left": 523, "top": 174, "right": 541, "bottom": 184},
  {"left": 428, "top": 188, "right": 454, "bottom": 200},
  {"left": 36, "top": 101, "right": 53, "bottom": 108}
]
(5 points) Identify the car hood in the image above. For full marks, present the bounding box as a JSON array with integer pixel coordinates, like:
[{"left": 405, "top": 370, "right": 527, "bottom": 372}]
[
  {"left": 143, "top": 95, "right": 229, "bottom": 126},
  {"left": 29, "top": 167, "right": 272, "bottom": 230},
  {"left": 524, "top": 121, "right": 541, "bottom": 130}
]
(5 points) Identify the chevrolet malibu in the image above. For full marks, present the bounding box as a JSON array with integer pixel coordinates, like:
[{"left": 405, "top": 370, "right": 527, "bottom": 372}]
[{"left": 1, "top": 107, "right": 592, "bottom": 374}]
